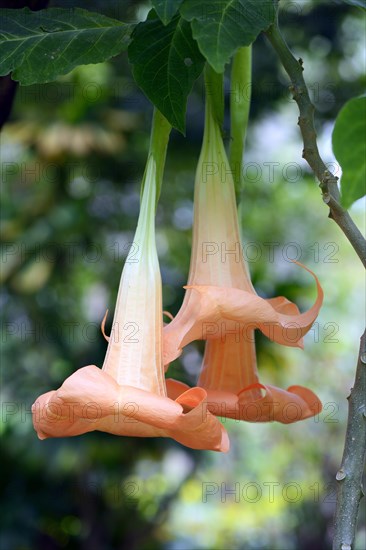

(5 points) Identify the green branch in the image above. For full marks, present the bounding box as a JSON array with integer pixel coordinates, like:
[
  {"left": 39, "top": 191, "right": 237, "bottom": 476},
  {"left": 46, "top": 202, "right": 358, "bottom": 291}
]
[{"left": 265, "top": 23, "right": 366, "bottom": 269}]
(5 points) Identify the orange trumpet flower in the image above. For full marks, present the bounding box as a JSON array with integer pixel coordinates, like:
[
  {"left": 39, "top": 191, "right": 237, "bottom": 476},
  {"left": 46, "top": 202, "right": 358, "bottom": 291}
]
[
  {"left": 163, "top": 89, "right": 323, "bottom": 424},
  {"left": 32, "top": 112, "right": 229, "bottom": 452}
]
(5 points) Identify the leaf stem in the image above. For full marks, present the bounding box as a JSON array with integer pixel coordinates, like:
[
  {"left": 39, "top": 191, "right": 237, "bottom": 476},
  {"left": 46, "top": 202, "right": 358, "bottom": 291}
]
[
  {"left": 264, "top": 23, "right": 366, "bottom": 268},
  {"left": 204, "top": 63, "right": 224, "bottom": 130},
  {"left": 229, "top": 46, "right": 252, "bottom": 194}
]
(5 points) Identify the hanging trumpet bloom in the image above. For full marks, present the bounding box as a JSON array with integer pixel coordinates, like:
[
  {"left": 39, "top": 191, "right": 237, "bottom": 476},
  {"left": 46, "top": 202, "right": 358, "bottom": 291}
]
[
  {"left": 32, "top": 110, "right": 229, "bottom": 452},
  {"left": 163, "top": 68, "right": 323, "bottom": 423}
]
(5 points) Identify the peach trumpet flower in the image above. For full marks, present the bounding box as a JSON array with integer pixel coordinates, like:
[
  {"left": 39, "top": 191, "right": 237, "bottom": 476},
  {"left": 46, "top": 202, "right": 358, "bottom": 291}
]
[
  {"left": 163, "top": 87, "right": 323, "bottom": 423},
  {"left": 32, "top": 113, "right": 229, "bottom": 452}
]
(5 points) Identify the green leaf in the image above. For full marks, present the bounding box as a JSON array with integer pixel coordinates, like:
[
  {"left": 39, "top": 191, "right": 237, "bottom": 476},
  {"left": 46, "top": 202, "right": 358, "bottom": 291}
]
[
  {"left": 180, "top": 0, "right": 276, "bottom": 73},
  {"left": 151, "top": 0, "right": 184, "bottom": 24},
  {"left": 342, "top": 0, "right": 366, "bottom": 9},
  {"left": 0, "top": 7, "right": 132, "bottom": 85},
  {"left": 128, "top": 12, "right": 205, "bottom": 133},
  {"left": 332, "top": 96, "right": 366, "bottom": 209}
]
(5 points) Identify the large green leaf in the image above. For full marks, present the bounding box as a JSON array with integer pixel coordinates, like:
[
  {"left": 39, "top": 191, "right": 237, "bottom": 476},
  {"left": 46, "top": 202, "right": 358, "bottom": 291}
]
[
  {"left": 151, "top": 0, "right": 184, "bottom": 25},
  {"left": 128, "top": 12, "right": 205, "bottom": 133},
  {"left": 0, "top": 7, "right": 132, "bottom": 85},
  {"left": 180, "top": 0, "right": 276, "bottom": 73},
  {"left": 342, "top": 0, "right": 366, "bottom": 8},
  {"left": 332, "top": 96, "right": 366, "bottom": 209}
]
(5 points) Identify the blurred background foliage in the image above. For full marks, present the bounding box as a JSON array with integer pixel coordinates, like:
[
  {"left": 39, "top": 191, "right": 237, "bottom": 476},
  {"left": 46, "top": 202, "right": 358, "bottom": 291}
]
[{"left": 1, "top": 0, "right": 365, "bottom": 549}]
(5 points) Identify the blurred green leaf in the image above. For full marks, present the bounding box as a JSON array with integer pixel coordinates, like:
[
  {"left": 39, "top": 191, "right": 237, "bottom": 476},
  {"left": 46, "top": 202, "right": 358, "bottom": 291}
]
[
  {"left": 180, "top": 0, "right": 276, "bottom": 72},
  {"left": 128, "top": 12, "right": 205, "bottom": 133},
  {"left": 151, "top": 0, "right": 184, "bottom": 24},
  {"left": 342, "top": 0, "right": 366, "bottom": 9},
  {"left": 332, "top": 96, "right": 366, "bottom": 208},
  {"left": 0, "top": 7, "right": 132, "bottom": 85}
]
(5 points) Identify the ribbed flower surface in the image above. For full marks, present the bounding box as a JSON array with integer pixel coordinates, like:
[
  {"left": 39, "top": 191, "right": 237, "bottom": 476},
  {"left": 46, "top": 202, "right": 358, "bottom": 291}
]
[{"left": 102, "top": 156, "right": 166, "bottom": 395}]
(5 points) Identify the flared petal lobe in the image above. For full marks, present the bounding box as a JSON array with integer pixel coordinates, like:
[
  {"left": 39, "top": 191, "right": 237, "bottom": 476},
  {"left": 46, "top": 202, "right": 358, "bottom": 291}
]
[
  {"left": 32, "top": 366, "right": 229, "bottom": 451},
  {"left": 166, "top": 377, "right": 321, "bottom": 424},
  {"left": 194, "top": 330, "right": 321, "bottom": 424},
  {"left": 164, "top": 262, "right": 323, "bottom": 365}
]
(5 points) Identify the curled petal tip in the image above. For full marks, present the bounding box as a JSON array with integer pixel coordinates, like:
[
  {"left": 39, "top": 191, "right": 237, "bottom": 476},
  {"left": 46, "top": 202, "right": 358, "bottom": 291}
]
[
  {"left": 292, "top": 259, "right": 304, "bottom": 267},
  {"left": 287, "top": 385, "right": 323, "bottom": 417},
  {"left": 101, "top": 310, "right": 110, "bottom": 342},
  {"left": 260, "top": 262, "right": 323, "bottom": 347},
  {"left": 163, "top": 310, "right": 174, "bottom": 321}
]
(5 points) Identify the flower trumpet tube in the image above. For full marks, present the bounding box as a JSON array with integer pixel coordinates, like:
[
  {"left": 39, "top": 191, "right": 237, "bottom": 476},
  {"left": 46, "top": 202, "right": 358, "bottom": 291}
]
[
  {"left": 164, "top": 66, "right": 323, "bottom": 423},
  {"left": 32, "top": 110, "right": 229, "bottom": 452}
]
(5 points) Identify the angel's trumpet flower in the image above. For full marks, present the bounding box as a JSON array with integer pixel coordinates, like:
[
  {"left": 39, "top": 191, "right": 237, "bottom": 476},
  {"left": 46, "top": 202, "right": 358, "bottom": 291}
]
[
  {"left": 32, "top": 111, "right": 229, "bottom": 452},
  {"left": 164, "top": 71, "right": 323, "bottom": 424}
]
